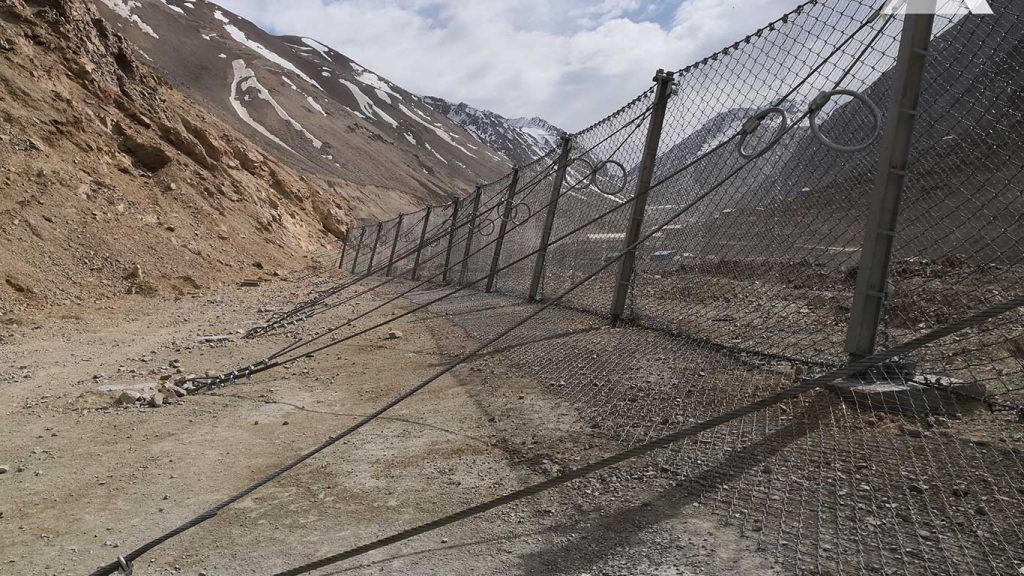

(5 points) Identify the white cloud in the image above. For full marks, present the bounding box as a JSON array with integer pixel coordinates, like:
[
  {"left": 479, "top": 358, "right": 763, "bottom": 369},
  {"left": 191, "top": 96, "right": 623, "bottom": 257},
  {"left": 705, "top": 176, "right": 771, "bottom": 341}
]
[{"left": 213, "top": 0, "right": 804, "bottom": 131}]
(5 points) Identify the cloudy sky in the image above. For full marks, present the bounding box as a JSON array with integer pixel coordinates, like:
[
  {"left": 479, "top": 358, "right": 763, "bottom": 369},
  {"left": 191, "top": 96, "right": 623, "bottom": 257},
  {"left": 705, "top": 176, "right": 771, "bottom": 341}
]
[{"left": 215, "top": 0, "right": 805, "bottom": 131}]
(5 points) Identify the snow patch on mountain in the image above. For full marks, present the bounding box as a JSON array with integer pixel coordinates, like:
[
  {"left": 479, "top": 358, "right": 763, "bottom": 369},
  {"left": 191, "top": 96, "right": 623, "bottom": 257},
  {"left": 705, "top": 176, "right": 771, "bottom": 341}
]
[
  {"left": 157, "top": 0, "right": 184, "bottom": 14},
  {"left": 302, "top": 37, "right": 333, "bottom": 62},
  {"left": 97, "top": 0, "right": 157, "bottom": 38},
  {"left": 338, "top": 79, "right": 397, "bottom": 127},
  {"left": 230, "top": 59, "right": 322, "bottom": 153},
  {"left": 397, "top": 102, "right": 476, "bottom": 158},
  {"left": 230, "top": 59, "right": 293, "bottom": 153},
  {"left": 355, "top": 70, "right": 402, "bottom": 103},
  {"left": 216, "top": 11, "right": 322, "bottom": 91},
  {"left": 281, "top": 75, "right": 327, "bottom": 117}
]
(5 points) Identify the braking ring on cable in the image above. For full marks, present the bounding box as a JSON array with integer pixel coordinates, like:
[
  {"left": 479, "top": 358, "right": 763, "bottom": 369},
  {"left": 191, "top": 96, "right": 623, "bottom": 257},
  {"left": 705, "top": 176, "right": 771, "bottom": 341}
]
[
  {"left": 476, "top": 217, "right": 496, "bottom": 237},
  {"left": 808, "top": 89, "right": 881, "bottom": 153},
  {"left": 510, "top": 202, "right": 532, "bottom": 226},
  {"left": 737, "top": 106, "right": 788, "bottom": 160},
  {"left": 591, "top": 160, "right": 627, "bottom": 196}
]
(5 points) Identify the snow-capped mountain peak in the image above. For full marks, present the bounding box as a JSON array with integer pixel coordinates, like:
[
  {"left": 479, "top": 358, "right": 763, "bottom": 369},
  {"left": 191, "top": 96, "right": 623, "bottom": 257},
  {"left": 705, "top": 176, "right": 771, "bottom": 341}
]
[{"left": 422, "top": 97, "right": 564, "bottom": 167}]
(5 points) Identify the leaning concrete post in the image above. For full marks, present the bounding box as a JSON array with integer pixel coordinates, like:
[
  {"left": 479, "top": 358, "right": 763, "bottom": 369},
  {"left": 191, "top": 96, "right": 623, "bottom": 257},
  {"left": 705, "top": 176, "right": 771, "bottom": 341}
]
[
  {"left": 350, "top": 226, "right": 365, "bottom": 274},
  {"left": 442, "top": 200, "right": 460, "bottom": 284},
  {"left": 386, "top": 214, "right": 404, "bottom": 277},
  {"left": 845, "top": 11, "right": 934, "bottom": 360},
  {"left": 609, "top": 69, "right": 674, "bottom": 325},
  {"left": 411, "top": 206, "right": 432, "bottom": 280},
  {"left": 458, "top": 186, "right": 483, "bottom": 285},
  {"left": 486, "top": 169, "right": 520, "bottom": 293},
  {"left": 528, "top": 135, "right": 571, "bottom": 302}
]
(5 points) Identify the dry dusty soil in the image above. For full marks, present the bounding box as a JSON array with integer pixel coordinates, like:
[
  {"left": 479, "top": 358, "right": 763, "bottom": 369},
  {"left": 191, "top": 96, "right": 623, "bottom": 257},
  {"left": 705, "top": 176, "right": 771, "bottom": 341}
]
[{"left": 0, "top": 267, "right": 783, "bottom": 576}]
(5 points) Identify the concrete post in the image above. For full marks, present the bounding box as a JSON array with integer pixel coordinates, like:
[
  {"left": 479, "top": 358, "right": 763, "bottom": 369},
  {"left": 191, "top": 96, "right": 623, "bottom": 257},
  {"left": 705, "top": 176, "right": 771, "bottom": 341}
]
[
  {"left": 528, "top": 135, "right": 572, "bottom": 302},
  {"left": 609, "top": 69, "right": 675, "bottom": 324},
  {"left": 367, "top": 222, "right": 383, "bottom": 273},
  {"left": 845, "top": 12, "right": 935, "bottom": 360},
  {"left": 350, "top": 226, "right": 365, "bottom": 274},
  {"left": 386, "top": 214, "right": 404, "bottom": 277},
  {"left": 442, "top": 200, "right": 460, "bottom": 284},
  {"left": 458, "top": 186, "right": 483, "bottom": 285},
  {"left": 486, "top": 169, "right": 520, "bottom": 293},
  {"left": 411, "top": 206, "right": 432, "bottom": 280}
]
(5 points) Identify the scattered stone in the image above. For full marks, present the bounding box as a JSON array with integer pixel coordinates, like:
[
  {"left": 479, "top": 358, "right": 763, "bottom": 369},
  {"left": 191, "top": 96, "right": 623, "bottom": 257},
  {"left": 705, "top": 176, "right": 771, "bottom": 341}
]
[
  {"left": 125, "top": 264, "right": 142, "bottom": 281},
  {"left": 149, "top": 393, "right": 165, "bottom": 408},
  {"left": 116, "top": 390, "right": 141, "bottom": 405},
  {"left": 901, "top": 425, "right": 924, "bottom": 438},
  {"left": 197, "top": 335, "right": 232, "bottom": 343},
  {"left": 282, "top": 420, "right": 289, "bottom": 426},
  {"left": 907, "top": 483, "right": 926, "bottom": 494},
  {"left": 240, "top": 279, "right": 262, "bottom": 287},
  {"left": 160, "top": 383, "right": 187, "bottom": 398},
  {"left": 0, "top": 465, "right": 8, "bottom": 475},
  {"left": 385, "top": 329, "right": 403, "bottom": 340}
]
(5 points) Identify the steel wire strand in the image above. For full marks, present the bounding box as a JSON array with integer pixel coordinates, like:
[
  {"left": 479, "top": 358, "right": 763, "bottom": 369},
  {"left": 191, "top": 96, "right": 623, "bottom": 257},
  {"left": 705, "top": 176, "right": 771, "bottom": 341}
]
[
  {"left": 272, "top": 293, "right": 1024, "bottom": 576},
  {"left": 246, "top": 103, "right": 652, "bottom": 339},
  {"left": 88, "top": 100, "right": 766, "bottom": 576},
  {"left": 255, "top": 176, "right": 529, "bottom": 336},
  {"left": 248, "top": 190, "right": 515, "bottom": 337},
  {"left": 197, "top": 160, "right": 641, "bottom": 385},
  {"left": 648, "top": 2, "right": 886, "bottom": 194},
  {"left": 195, "top": 108, "right": 658, "bottom": 383},
  {"left": 197, "top": 118, "right": 732, "bottom": 390},
  {"left": 90, "top": 9, "right": 894, "bottom": 571}
]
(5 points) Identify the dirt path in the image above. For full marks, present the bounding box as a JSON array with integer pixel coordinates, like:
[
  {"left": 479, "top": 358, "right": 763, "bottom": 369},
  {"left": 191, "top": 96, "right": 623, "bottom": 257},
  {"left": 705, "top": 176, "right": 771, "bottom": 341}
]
[{"left": 0, "top": 270, "right": 781, "bottom": 575}]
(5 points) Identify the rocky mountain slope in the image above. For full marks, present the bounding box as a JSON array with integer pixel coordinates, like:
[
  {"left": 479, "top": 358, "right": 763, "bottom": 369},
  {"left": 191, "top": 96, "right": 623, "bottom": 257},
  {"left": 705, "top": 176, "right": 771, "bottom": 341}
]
[
  {"left": 422, "top": 96, "right": 564, "bottom": 167},
  {"left": 0, "top": 0, "right": 352, "bottom": 317},
  {"left": 91, "top": 0, "right": 511, "bottom": 215}
]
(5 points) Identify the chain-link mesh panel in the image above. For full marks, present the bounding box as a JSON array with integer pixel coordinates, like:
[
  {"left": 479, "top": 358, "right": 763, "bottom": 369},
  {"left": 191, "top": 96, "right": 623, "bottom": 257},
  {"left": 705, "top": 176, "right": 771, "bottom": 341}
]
[
  {"left": 627, "top": 0, "right": 899, "bottom": 365},
  {"left": 414, "top": 201, "right": 456, "bottom": 282},
  {"left": 490, "top": 150, "right": 560, "bottom": 296},
  {"left": 455, "top": 173, "right": 513, "bottom": 286},
  {"left": 881, "top": 1, "right": 1024, "bottom": 412},
  {"left": 539, "top": 88, "right": 657, "bottom": 315},
  {"left": 289, "top": 2, "right": 1024, "bottom": 574}
]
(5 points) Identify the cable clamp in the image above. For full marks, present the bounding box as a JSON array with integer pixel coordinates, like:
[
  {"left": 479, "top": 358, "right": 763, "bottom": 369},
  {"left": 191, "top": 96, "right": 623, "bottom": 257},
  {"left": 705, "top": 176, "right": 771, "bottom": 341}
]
[{"left": 117, "top": 556, "right": 133, "bottom": 575}]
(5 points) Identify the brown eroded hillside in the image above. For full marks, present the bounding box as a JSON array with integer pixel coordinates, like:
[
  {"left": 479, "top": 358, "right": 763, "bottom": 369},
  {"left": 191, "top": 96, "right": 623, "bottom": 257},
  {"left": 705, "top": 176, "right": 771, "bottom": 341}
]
[
  {"left": 0, "top": 0, "right": 353, "bottom": 320},
  {"left": 91, "top": 0, "right": 512, "bottom": 215}
]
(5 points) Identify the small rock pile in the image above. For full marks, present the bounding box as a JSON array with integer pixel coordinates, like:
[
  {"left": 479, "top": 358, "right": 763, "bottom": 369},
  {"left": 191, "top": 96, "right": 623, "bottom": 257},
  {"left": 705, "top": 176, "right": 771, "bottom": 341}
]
[{"left": 113, "top": 377, "right": 194, "bottom": 408}]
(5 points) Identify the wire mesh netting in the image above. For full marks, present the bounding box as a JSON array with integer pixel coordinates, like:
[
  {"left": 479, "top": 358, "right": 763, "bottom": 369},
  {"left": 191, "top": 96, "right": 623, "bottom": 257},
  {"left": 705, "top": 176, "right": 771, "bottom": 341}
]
[{"left": 266, "top": 1, "right": 1024, "bottom": 573}]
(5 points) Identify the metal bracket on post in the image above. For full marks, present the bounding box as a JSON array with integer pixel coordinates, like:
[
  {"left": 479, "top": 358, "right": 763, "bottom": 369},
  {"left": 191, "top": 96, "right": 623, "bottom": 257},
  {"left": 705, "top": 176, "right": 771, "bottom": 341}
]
[
  {"left": 350, "top": 226, "right": 365, "bottom": 274},
  {"left": 386, "top": 214, "right": 404, "bottom": 277},
  {"left": 442, "top": 200, "right": 460, "bottom": 284},
  {"left": 528, "top": 135, "right": 572, "bottom": 302},
  {"left": 411, "top": 206, "right": 431, "bottom": 280},
  {"left": 609, "top": 69, "right": 675, "bottom": 325},
  {"left": 337, "top": 236, "right": 347, "bottom": 270},
  {"left": 459, "top": 186, "right": 483, "bottom": 285},
  {"left": 486, "top": 169, "right": 520, "bottom": 292},
  {"left": 845, "top": 12, "right": 934, "bottom": 362},
  {"left": 366, "top": 222, "right": 383, "bottom": 273}
]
